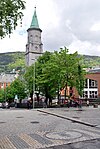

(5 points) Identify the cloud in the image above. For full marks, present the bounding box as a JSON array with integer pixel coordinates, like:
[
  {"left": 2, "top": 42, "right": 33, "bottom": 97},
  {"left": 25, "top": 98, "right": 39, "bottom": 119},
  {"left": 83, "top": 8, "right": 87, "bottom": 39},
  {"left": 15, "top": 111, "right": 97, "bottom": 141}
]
[
  {"left": 68, "top": 39, "right": 100, "bottom": 56},
  {"left": 0, "top": 0, "right": 100, "bottom": 56},
  {"left": 0, "top": 30, "right": 27, "bottom": 53},
  {"left": 90, "top": 22, "right": 100, "bottom": 31}
]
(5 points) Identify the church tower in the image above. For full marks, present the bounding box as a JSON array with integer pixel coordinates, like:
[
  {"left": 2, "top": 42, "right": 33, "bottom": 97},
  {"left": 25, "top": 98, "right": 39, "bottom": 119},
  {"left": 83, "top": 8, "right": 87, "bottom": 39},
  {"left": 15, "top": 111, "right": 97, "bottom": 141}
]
[{"left": 25, "top": 7, "right": 43, "bottom": 66}]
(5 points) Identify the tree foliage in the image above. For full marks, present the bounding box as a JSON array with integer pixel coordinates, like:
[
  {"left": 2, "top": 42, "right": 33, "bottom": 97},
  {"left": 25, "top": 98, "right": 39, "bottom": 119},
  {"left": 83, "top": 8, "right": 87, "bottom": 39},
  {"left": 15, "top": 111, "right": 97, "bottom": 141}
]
[
  {"left": 0, "top": 0, "right": 25, "bottom": 38},
  {"left": 24, "top": 65, "right": 34, "bottom": 98},
  {"left": 24, "top": 48, "right": 85, "bottom": 100},
  {"left": 4, "top": 78, "right": 27, "bottom": 103},
  {"left": 0, "top": 89, "right": 4, "bottom": 102}
]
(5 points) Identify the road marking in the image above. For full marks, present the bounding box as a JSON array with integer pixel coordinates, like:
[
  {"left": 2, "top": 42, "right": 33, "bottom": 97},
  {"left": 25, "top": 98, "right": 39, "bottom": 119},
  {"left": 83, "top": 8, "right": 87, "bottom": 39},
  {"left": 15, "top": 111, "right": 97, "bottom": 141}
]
[
  {"left": 19, "top": 133, "right": 42, "bottom": 148},
  {"left": 8, "top": 135, "right": 30, "bottom": 149},
  {"left": 0, "top": 137, "right": 16, "bottom": 149}
]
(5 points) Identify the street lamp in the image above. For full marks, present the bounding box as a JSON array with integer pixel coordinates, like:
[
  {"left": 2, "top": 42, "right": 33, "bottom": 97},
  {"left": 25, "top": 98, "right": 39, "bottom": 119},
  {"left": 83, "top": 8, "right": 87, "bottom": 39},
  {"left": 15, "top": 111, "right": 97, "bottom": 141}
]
[
  {"left": 31, "top": 58, "right": 36, "bottom": 109},
  {"left": 33, "top": 61, "right": 35, "bottom": 109},
  {"left": 29, "top": 42, "right": 36, "bottom": 109}
]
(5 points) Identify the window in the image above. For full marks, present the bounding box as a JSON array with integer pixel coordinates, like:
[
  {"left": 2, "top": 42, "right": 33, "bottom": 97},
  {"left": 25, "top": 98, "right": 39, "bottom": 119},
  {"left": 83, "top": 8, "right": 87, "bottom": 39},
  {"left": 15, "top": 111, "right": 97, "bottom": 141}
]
[
  {"left": 89, "top": 79, "right": 97, "bottom": 88},
  {"left": 89, "top": 91, "right": 98, "bottom": 98},
  {"left": 35, "top": 46, "right": 38, "bottom": 50},
  {"left": 83, "top": 91, "right": 88, "bottom": 98}
]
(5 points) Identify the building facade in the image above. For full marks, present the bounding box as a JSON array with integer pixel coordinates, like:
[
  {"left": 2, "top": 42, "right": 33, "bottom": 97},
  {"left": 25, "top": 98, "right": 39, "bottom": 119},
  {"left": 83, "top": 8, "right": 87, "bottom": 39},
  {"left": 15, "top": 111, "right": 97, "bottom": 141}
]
[
  {"left": 0, "top": 73, "right": 18, "bottom": 89},
  {"left": 60, "top": 70, "right": 100, "bottom": 99},
  {"left": 25, "top": 7, "right": 43, "bottom": 66},
  {"left": 83, "top": 72, "right": 100, "bottom": 99}
]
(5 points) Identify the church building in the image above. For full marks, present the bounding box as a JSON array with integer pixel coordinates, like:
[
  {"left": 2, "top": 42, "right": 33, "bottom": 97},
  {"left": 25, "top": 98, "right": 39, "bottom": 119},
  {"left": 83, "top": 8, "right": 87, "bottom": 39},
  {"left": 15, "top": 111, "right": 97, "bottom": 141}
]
[{"left": 25, "top": 7, "right": 43, "bottom": 66}]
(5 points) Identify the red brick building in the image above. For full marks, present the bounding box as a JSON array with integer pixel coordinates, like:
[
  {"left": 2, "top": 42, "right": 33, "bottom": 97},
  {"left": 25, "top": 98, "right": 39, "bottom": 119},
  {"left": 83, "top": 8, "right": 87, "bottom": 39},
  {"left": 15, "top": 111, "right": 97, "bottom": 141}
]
[{"left": 60, "top": 68, "right": 100, "bottom": 99}]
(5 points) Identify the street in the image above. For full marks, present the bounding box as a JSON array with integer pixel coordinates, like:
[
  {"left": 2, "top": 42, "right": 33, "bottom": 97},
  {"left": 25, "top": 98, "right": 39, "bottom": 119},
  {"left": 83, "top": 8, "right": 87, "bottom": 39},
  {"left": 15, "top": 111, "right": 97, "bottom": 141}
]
[{"left": 0, "top": 106, "right": 100, "bottom": 149}]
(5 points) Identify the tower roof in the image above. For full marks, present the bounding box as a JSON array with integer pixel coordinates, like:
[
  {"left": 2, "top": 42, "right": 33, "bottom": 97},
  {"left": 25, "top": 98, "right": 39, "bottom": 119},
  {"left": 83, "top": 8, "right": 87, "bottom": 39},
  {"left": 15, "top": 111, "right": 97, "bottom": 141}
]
[{"left": 30, "top": 7, "right": 39, "bottom": 29}]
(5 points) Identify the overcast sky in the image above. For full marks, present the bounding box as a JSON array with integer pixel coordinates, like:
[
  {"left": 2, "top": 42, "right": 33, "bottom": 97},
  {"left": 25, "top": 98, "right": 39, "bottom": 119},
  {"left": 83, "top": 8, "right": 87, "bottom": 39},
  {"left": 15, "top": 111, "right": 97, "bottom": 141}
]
[{"left": 0, "top": 0, "right": 100, "bottom": 56}]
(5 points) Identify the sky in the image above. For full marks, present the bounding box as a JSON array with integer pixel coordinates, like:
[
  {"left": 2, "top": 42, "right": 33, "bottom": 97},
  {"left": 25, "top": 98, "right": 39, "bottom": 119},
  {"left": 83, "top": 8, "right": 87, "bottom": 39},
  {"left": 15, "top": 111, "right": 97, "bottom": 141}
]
[{"left": 0, "top": 0, "right": 100, "bottom": 56}]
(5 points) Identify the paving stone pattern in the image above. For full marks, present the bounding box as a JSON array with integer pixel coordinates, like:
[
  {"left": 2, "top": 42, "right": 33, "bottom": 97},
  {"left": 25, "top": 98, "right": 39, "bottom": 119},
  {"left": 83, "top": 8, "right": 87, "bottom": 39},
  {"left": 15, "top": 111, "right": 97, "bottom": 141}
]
[
  {"left": 0, "top": 107, "right": 100, "bottom": 148},
  {"left": 0, "top": 129, "right": 100, "bottom": 149}
]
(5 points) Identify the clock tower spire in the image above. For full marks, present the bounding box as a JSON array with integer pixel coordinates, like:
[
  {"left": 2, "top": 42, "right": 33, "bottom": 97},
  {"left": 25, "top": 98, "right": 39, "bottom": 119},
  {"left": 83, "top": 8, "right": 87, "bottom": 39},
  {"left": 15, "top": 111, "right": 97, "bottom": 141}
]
[{"left": 25, "top": 7, "right": 43, "bottom": 66}]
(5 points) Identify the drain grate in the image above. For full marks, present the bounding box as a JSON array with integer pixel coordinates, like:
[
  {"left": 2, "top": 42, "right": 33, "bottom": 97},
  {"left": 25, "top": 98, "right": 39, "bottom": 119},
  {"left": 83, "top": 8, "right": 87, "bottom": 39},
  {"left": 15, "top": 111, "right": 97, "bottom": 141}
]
[
  {"left": 0, "top": 122, "right": 6, "bottom": 124},
  {"left": 72, "top": 117, "right": 80, "bottom": 119},
  {"left": 39, "top": 114, "right": 48, "bottom": 116},
  {"left": 16, "top": 117, "right": 24, "bottom": 118},
  {"left": 31, "top": 121, "right": 39, "bottom": 124}
]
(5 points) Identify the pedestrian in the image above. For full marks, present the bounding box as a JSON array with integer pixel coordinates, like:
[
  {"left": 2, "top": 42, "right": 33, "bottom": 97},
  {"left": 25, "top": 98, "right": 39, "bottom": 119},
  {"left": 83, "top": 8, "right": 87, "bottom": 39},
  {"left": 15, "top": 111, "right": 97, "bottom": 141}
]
[
  {"left": 27, "top": 98, "right": 31, "bottom": 109},
  {"left": 45, "top": 98, "right": 48, "bottom": 108},
  {"left": 49, "top": 97, "right": 52, "bottom": 107},
  {"left": 5, "top": 101, "right": 8, "bottom": 108},
  {"left": 27, "top": 100, "right": 30, "bottom": 109},
  {"left": 78, "top": 99, "right": 82, "bottom": 110},
  {"left": 42, "top": 97, "right": 45, "bottom": 108},
  {"left": 86, "top": 100, "right": 89, "bottom": 107},
  {"left": 67, "top": 99, "right": 70, "bottom": 108}
]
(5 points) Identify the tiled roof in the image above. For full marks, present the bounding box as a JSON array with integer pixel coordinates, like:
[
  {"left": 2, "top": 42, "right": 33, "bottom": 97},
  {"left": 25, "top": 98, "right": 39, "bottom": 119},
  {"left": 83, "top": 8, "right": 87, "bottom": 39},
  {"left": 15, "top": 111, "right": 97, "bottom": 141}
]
[{"left": 0, "top": 73, "right": 17, "bottom": 83}]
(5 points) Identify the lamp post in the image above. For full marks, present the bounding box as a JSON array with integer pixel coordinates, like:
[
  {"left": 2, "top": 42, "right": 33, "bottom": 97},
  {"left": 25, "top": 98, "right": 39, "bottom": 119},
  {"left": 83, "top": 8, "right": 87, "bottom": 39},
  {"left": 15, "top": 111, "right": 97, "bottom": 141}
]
[
  {"left": 30, "top": 42, "right": 36, "bottom": 109},
  {"left": 31, "top": 58, "right": 36, "bottom": 109},
  {"left": 33, "top": 61, "right": 35, "bottom": 109}
]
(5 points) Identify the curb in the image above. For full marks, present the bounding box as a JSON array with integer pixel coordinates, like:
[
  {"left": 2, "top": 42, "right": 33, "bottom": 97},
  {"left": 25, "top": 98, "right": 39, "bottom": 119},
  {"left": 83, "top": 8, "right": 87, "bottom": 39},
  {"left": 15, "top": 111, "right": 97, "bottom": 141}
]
[{"left": 37, "top": 109, "right": 97, "bottom": 128}]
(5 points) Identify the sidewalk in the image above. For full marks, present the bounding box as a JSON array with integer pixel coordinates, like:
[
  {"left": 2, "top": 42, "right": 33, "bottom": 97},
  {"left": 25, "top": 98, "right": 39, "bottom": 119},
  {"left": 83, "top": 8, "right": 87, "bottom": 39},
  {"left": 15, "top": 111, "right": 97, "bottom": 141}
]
[{"left": 37, "top": 105, "right": 100, "bottom": 128}]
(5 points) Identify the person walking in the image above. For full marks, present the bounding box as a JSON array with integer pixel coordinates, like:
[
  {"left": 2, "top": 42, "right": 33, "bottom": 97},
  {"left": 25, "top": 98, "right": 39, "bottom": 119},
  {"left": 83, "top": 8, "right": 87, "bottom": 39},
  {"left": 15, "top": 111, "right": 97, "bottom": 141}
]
[
  {"left": 42, "top": 97, "right": 45, "bottom": 108},
  {"left": 78, "top": 99, "right": 82, "bottom": 110},
  {"left": 86, "top": 100, "right": 89, "bottom": 107}
]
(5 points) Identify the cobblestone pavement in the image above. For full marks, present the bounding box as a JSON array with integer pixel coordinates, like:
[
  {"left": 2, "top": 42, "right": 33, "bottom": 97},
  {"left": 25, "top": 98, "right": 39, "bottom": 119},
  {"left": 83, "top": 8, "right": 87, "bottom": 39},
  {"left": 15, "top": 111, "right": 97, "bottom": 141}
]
[{"left": 0, "top": 106, "right": 100, "bottom": 149}]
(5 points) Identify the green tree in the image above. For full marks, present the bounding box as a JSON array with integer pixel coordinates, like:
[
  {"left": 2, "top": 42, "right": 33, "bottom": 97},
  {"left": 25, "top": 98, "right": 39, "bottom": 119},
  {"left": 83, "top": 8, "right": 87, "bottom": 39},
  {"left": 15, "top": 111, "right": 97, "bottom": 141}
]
[
  {"left": 24, "top": 48, "right": 85, "bottom": 103},
  {"left": 0, "top": 89, "right": 4, "bottom": 102},
  {"left": 75, "top": 64, "right": 85, "bottom": 97},
  {"left": 0, "top": 0, "right": 25, "bottom": 38},
  {"left": 24, "top": 65, "right": 34, "bottom": 99},
  {"left": 8, "top": 58, "right": 25, "bottom": 72},
  {"left": 36, "top": 47, "right": 85, "bottom": 99},
  {"left": 36, "top": 51, "right": 53, "bottom": 100},
  {"left": 24, "top": 51, "right": 53, "bottom": 100},
  {"left": 5, "top": 86, "right": 14, "bottom": 102},
  {"left": 9, "top": 78, "right": 27, "bottom": 101}
]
